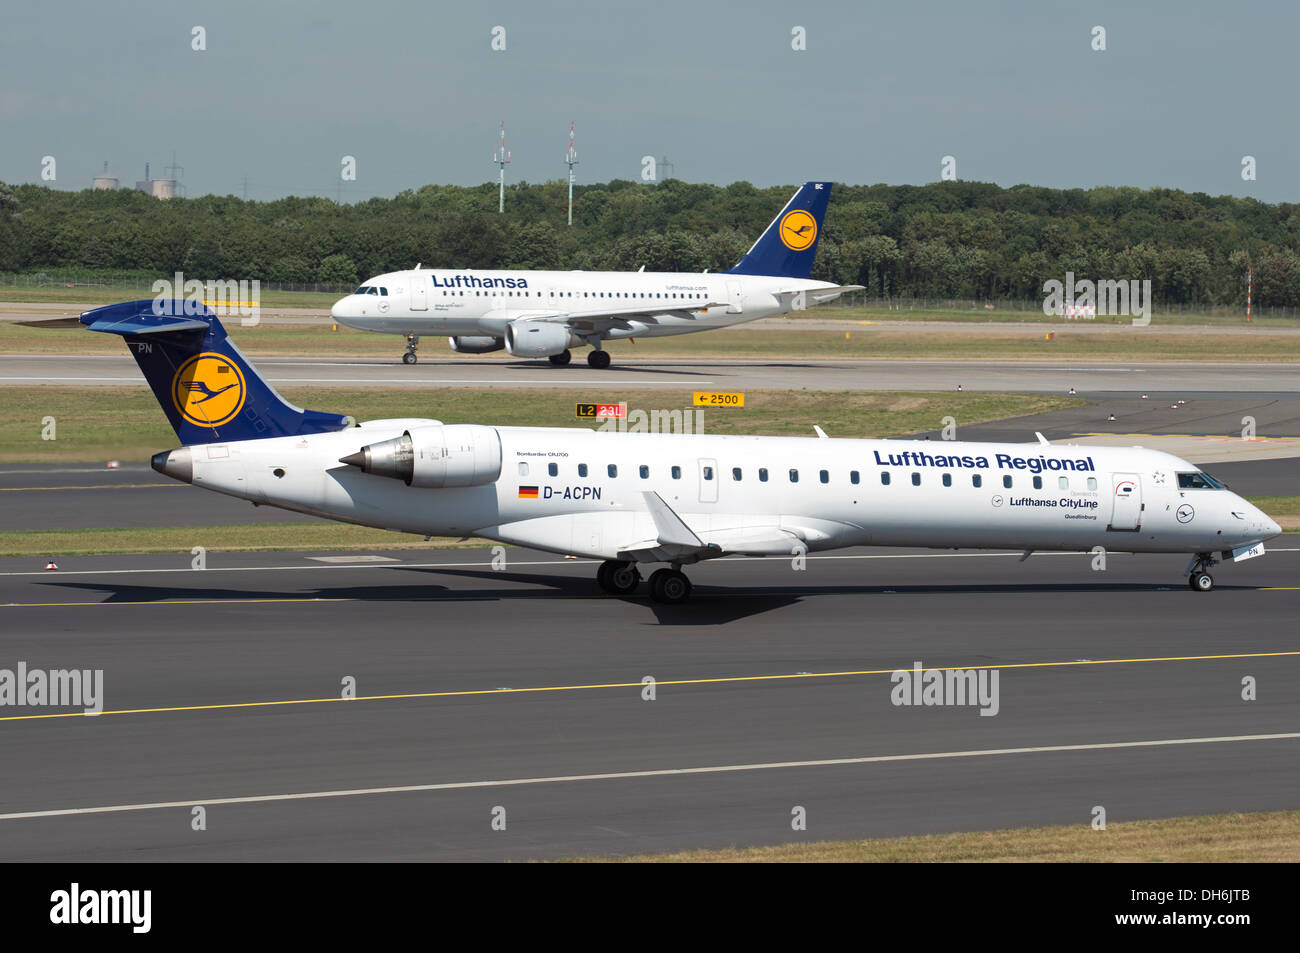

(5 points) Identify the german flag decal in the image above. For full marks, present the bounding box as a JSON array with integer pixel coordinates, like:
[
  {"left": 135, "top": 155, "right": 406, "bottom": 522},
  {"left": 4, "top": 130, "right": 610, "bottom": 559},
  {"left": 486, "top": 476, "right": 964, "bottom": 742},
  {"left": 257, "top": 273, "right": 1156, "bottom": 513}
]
[{"left": 518, "top": 485, "right": 539, "bottom": 499}]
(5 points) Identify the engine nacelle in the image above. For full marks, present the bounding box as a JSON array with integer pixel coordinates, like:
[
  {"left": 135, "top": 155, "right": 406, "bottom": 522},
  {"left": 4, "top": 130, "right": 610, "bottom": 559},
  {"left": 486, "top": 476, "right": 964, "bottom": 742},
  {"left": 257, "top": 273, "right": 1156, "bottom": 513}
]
[
  {"left": 448, "top": 335, "right": 504, "bottom": 354},
  {"left": 339, "top": 424, "right": 501, "bottom": 488},
  {"left": 505, "top": 320, "right": 575, "bottom": 357}
]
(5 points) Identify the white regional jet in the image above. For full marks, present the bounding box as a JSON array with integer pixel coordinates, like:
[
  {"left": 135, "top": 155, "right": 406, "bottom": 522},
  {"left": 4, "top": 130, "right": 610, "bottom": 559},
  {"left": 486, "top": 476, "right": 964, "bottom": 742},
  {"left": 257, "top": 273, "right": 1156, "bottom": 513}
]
[
  {"left": 83, "top": 300, "right": 1281, "bottom": 603},
  {"left": 328, "top": 181, "right": 862, "bottom": 367}
]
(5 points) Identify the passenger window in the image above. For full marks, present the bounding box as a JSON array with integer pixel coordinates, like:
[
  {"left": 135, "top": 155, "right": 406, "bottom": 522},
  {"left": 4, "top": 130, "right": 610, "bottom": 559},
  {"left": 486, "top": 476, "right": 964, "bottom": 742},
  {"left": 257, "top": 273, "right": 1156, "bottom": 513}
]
[
  {"left": 819, "top": 470, "right": 829, "bottom": 484},
  {"left": 671, "top": 466, "right": 681, "bottom": 480},
  {"left": 578, "top": 463, "right": 588, "bottom": 478},
  {"left": 732, "top": 467, "right": 742, "bottom": 481},
  {"left": 1003, "top": 475, "right": 1012, "bottom": 488},
  {"left": 548, "top": 463, "right": 558, "bottom": 477},
  {"left": 881, "top": 472, "right": 891, "bottom": 486},
  {"left": 1087, "top": 477, "right": 1097, "bottom": 491},
  {"left": 1058, "top": 476, "right": 1069, "bottom": 490},
  {"left": 608, "top": 464, "right": 617, "bottom": 478},
  {"left": 789, "top": 469, "right": 799, "bottom": 483},
  {"left": 702, "top": 466, "right": 714, "bottom": 481},
  {"left": 518, "top": 462, "right": 529, "bottom": 476},
  {"left": 972, "top": 474, "right": 982, "bottom": 488},
  {"left": 850, "top": 470, "right": 860, "bottom": 484},
  {"left": 759, "top": 468, "right": 768, "bottom": 482},
  {"left": 911, "top": 472, "right": 921, "bottom": 486},
  {"left": 639, "top": 465, "right": 649, "bottom": 479},
  {"left": 1032, "top": 475, "right": 1042, "bottom": 489},
  {"left": 942, "top": 473, "right": 952, "bottom": 487}
]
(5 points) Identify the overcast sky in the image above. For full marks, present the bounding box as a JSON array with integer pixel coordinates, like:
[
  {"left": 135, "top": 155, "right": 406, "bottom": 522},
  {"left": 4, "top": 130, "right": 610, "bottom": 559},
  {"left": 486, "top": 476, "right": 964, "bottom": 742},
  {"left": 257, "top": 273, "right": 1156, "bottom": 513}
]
[{"left": 2, "top": 0, "right": 1293, "bottom": 202}]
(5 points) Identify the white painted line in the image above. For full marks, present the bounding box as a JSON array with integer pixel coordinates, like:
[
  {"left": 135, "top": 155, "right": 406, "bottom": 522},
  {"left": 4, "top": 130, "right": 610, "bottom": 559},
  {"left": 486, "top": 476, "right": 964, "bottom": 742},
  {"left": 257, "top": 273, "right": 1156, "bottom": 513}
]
[
  {"left": 306, "top": 555, "right": 400, "bottom": 563},
  {"left": 4, "top": 731, "right": 1297, "bottom": 821}
]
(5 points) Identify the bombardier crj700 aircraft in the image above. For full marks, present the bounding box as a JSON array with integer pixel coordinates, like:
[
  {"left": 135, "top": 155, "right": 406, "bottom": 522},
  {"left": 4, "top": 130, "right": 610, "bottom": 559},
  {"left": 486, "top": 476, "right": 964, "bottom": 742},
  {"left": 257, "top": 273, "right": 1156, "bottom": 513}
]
[
  {"left": 328, "top": 181, "right": 862, "bottom": 367},
  {"left": 84, "top": 299, "right": 1280, "bottom": 603}
]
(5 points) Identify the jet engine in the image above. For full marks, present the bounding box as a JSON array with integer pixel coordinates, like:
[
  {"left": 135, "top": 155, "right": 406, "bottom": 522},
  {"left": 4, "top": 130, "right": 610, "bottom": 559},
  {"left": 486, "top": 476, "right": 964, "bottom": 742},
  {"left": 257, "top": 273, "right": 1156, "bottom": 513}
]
[
  {"left": 504, "top": 320, "right": 575, "bottom": 357},
  {"left": 448, "top": 335, "right": 504, "bottom": 354},
  {"left": 338, "top": 424, "right": 501, "bottom": 488}
]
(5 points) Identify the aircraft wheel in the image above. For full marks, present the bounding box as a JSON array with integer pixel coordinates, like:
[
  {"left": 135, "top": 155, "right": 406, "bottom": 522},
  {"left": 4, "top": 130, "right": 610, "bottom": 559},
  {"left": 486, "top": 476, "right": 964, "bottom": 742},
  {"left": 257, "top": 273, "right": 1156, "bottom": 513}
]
[
  {"left": 587, "top": 350, "right": 611, "bottom": 370},
  {"left": 402, "top": 351, "right": 417, "bottom": 365},
  {"left": 549, "top": 350, "right": 572, "bottom": 367},
  {"left": 598, "top": 560, "right": 640, "bottom": 594},
  {"left": 648, "top": 568, "right": 692, "bottom": 604},
  {"left": 1189, "top": 572, "right": 1214, "bottom": 592}
]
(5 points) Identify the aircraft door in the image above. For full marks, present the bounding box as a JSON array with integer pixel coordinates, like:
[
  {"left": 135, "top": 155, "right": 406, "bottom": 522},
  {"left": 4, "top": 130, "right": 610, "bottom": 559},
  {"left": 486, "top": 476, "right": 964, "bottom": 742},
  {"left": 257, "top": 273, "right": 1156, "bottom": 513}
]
[
  {"left": 410, "top": 274, "right": 428, "bottom": 311},
  {"left": 1108, "top": 472, "right": 1142, "bottom": 531},
  {"left": 698, "top": 458, "right": 718, "bottom": 504}
]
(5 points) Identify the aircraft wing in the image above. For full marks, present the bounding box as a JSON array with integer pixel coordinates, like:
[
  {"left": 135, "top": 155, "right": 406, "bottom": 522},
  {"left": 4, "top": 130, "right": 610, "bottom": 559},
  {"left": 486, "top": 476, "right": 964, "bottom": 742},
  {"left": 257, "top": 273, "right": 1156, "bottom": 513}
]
[
  {"left": 615, "top": 492, "right": 806, "bottom": 564},
  {"left": 521, "top": 301, "right": 732, "bottom": 334}
]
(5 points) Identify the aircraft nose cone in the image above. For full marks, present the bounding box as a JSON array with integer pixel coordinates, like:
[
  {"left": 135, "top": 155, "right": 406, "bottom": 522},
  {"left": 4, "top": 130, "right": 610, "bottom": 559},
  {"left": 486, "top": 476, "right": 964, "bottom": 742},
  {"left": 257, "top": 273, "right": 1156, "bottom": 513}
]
[{"left": 1263, "top": 516, "right": 1282, "bottom": 539}]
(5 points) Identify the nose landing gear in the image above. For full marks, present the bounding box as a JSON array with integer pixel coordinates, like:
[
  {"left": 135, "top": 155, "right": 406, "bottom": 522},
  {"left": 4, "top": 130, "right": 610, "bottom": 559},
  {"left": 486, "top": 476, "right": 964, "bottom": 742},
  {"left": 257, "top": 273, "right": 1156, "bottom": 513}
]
[
  {"left": 401, "top": 334, "right": 419, "bottom": 365},
  {"left": 1186, "top": 552, "right": 1219, "bottom": 591}
]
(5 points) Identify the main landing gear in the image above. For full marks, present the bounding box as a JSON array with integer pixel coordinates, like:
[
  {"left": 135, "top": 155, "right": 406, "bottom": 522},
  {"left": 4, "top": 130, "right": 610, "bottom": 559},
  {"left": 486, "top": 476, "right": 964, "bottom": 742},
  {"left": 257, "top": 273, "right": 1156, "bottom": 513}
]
[
  {"left": 596, "top": 559, "right": 640, "bottom": 595},
  {"left": 401, "top": 334, "right": 419, "bottom": 365},
  {"left": 548, "top": 349, "right": 572, "bottom": 366},
  {"left": 596, "top": 560, "right": 693, "bottom": 604},
  {"left": 587, "top": 349, "right": 611, "bottom": 369},
  {"left": 1187, "top": 552, "right": 1218, "bottom": 591}
]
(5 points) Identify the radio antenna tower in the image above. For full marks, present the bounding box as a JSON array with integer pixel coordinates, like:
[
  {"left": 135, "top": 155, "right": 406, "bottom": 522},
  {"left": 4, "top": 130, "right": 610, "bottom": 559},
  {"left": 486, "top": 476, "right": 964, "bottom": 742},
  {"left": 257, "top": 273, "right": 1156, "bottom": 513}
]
[
  {"left": 565, "top": 122, "right": 578, "bottom": 226},
  {"left": 493, "top": 121, "right": 511, "bottom": 213}
]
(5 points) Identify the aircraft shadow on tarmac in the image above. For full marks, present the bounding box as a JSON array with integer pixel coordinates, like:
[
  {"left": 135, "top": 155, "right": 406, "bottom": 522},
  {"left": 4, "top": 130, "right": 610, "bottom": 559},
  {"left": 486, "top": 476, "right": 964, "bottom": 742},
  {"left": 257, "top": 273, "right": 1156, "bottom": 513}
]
[{"left": 36, "top": 574, "right": 1256, "bottom": 629}]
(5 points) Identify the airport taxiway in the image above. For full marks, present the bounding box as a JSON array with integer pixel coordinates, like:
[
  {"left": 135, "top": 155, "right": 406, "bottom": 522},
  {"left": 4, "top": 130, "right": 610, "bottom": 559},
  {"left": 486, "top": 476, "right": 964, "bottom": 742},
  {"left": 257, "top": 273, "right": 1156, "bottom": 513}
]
[
  {"left": 2, "top": 352, "right": 1299, "bottom": 394},
  {"left": 0, "top": 546, "right": 1297, "bottom": 861}
]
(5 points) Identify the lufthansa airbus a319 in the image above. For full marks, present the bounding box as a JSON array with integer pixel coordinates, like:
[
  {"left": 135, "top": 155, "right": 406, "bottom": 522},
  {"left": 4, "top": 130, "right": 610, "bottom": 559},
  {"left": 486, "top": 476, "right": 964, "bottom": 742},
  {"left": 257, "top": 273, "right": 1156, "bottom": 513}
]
[
  {"left": 79, "top": 299, "right": 1281, "bottom": 604},
  {"left": 328, "top": 181, "right": 862, "bottom": 368}
]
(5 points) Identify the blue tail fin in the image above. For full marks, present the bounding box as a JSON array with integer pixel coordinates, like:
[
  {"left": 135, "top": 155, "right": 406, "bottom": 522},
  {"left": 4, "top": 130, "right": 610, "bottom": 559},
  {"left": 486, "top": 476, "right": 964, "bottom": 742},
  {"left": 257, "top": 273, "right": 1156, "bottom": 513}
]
[
  {"left": 725, "top": 181, "right": 832, "bottom": 279},
  {"left": 80, "top": 299, "right": 350, "bottom": 445}
]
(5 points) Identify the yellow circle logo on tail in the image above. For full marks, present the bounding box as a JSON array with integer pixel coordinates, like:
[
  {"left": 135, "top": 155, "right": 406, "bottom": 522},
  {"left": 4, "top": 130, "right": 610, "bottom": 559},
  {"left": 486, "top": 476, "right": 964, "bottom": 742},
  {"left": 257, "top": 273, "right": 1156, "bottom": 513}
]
[
  {"left": 779, "top": 209, "right": 818, "bottom": 251},
  {"left": 172, "top": 353, "right": 246, "bottom": 428}
]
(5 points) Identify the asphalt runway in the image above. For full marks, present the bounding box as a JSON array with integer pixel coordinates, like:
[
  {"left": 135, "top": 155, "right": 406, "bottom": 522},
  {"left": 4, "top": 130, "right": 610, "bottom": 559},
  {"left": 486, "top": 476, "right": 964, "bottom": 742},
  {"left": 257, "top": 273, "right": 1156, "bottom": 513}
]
[
  {"left": 1, "top": 545, "right": 1297, "bottom": 861},
  {"left": 3, "top": 351, "right": 1300, "bottom": 394}
]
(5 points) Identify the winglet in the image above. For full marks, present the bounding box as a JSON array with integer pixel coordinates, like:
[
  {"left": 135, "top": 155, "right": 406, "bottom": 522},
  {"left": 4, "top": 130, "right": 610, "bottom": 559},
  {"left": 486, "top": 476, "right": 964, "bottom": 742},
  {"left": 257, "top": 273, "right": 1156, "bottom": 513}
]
[
  {"left": 813, "top": 425, "right": 828, "bottom": 439},
  {"left": 642, "top": 491, "right": 704, "bottom": 549},
  {"left": 1035, "top": 431, "right": 1050, "bottom": 446}
]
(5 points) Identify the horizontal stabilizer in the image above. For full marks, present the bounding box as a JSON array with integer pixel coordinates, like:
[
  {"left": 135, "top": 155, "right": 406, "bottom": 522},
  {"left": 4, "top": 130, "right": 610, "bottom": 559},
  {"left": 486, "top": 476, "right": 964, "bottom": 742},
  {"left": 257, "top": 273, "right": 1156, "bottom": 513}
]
[{"left": 79, "top": 299, "right": 350, "bottom": 445}]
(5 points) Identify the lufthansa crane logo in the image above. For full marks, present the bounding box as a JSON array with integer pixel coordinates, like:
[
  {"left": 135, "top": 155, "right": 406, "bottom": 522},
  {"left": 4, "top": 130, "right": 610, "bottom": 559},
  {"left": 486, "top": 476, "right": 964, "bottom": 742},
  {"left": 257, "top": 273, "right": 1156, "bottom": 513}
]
[
  {"left": 171, "top": 352, "right": 246, "bottom": 428},
  {"left": 779, "top": 209, "right": 818, "bottom": 251}
]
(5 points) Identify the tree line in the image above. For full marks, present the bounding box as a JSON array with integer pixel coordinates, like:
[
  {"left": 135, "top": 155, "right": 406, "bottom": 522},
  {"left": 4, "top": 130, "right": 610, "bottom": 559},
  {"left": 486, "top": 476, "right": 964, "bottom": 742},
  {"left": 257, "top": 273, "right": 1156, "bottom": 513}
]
[{"left": 1, "top": 177, "right": 1297, "bottom": 305}]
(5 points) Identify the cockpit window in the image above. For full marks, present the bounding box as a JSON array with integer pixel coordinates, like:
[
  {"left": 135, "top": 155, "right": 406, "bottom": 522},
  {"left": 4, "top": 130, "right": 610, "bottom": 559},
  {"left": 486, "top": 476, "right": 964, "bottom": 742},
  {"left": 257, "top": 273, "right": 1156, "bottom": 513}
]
[
  {"left": 1177, "top": 471, "right": 1224, "bottom": 489},
  {"left": 379, "top": 287, "right": 387, "bottom": 296},
  {"left": 352, "top": 286, "right": 380, "bottom": 296}
]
